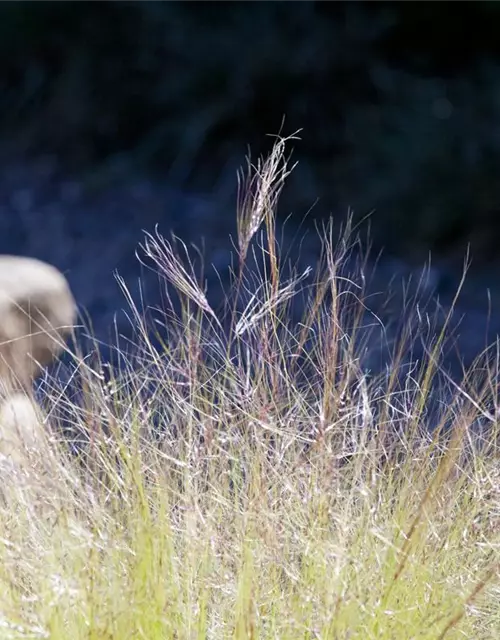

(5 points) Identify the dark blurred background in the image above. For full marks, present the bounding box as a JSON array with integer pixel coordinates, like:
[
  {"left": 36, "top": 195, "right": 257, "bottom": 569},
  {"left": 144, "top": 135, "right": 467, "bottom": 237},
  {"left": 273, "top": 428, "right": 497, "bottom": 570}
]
[
  {"left": 2, "top": 1, "right": 500, "bottom": 372},
  {"left": 4, "top": 1, "right": 500, "bottom": 258}
]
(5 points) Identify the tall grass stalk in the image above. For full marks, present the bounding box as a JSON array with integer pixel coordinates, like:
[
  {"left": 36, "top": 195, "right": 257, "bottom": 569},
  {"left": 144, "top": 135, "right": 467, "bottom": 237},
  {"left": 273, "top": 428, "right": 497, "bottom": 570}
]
[{"left": 0, "top": 136, "right": 498, "bottom": 639}]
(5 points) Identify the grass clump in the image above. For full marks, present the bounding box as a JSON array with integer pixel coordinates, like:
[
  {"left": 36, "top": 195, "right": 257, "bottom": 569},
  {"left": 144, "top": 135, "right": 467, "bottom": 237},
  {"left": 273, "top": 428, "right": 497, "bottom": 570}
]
[{"left": 0, "top": 135, "right": 498, "bottom": 639}]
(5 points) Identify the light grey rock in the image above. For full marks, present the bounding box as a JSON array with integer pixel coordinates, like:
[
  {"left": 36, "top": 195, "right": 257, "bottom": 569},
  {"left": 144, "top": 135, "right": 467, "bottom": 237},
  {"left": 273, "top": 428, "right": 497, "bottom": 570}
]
[
  {"left": 0, "top": 256, "right": 76, "bottom": 393},
  {"left": 0, "top": 392, "right": 47, "bottom": 465}
]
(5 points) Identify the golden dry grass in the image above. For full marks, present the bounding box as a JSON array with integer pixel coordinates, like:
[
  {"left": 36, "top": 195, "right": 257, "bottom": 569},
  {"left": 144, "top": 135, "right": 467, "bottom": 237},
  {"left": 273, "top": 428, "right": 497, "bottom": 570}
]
[{"left": 0, "top": 135, "right": 497, "bottom": 639}]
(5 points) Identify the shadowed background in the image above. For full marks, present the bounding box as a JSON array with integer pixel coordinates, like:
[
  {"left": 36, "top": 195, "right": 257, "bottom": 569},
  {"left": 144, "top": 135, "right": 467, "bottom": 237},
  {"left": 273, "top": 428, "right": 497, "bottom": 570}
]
[{"left": 1, "top": 0, "right": 500, "bottom": 375}]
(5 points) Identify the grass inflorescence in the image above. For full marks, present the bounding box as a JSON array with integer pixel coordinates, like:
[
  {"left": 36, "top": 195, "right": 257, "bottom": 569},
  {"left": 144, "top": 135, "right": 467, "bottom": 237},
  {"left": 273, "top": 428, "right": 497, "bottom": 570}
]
[{"left": 0, "top": 135, "right": 498, "bottom": 639}]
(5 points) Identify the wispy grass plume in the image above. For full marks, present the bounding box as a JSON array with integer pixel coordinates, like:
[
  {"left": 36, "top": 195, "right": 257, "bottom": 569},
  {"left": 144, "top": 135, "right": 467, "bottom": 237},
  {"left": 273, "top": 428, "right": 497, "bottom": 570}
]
[{"left": 0, "top": 136, "right": 497, "bottom": 639}]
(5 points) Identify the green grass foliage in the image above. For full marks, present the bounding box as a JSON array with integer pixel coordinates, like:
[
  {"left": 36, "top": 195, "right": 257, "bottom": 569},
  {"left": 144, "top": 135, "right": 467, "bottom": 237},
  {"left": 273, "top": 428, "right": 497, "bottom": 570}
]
[{"left": 0, "top": 137, "right": 498, "bottom": 639}]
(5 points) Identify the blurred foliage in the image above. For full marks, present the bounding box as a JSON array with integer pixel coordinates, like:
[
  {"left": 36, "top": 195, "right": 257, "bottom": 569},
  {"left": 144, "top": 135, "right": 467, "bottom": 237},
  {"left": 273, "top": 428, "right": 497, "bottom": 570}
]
[{"left": 2, "top": 1, "right": 500, "bottom": 263}]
